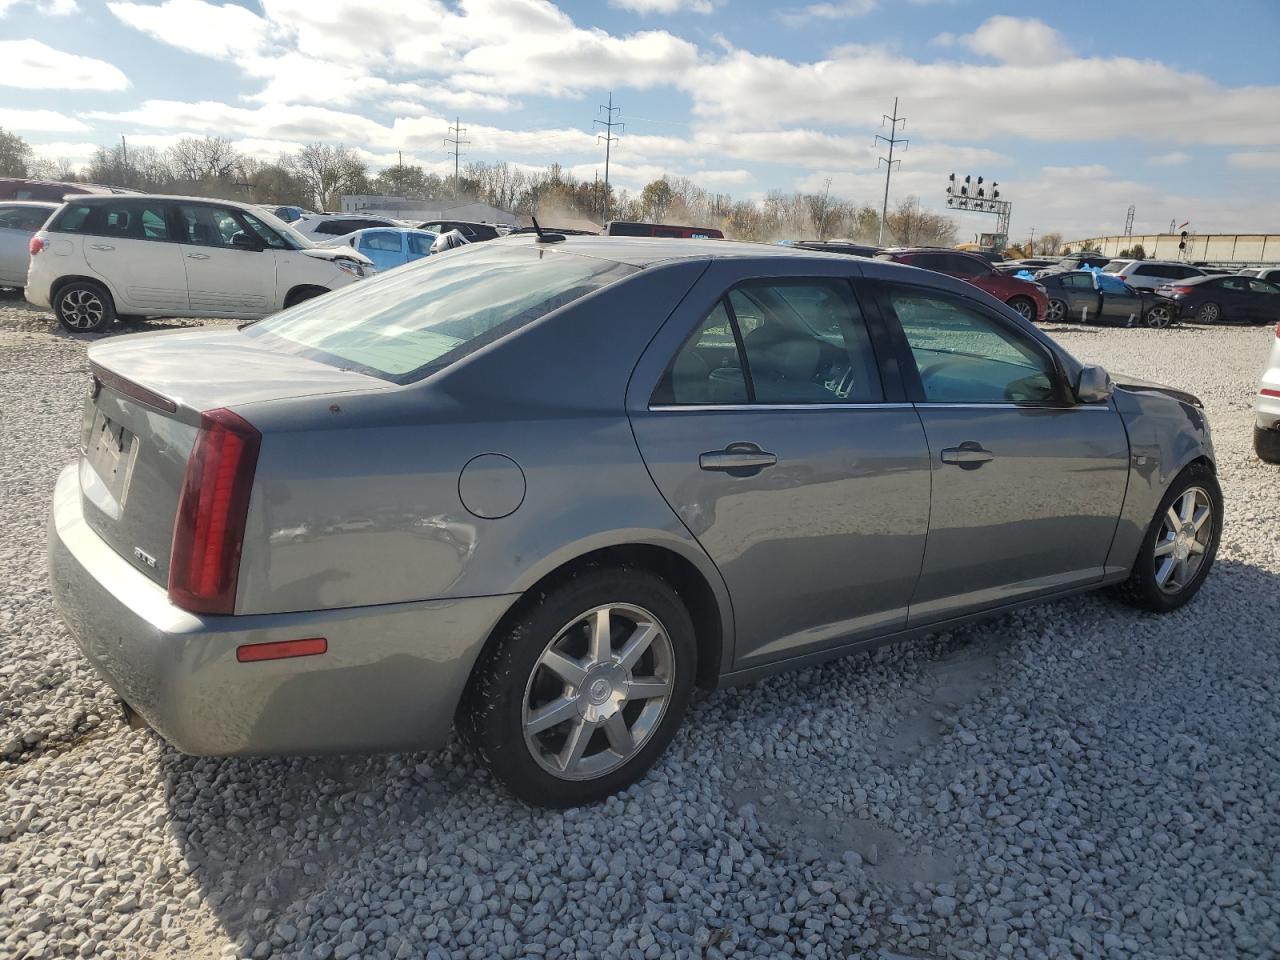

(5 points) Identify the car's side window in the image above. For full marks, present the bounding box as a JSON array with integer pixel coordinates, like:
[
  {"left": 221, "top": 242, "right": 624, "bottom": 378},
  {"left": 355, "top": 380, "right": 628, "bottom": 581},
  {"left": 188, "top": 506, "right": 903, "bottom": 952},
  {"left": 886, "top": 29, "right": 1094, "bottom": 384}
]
[
  {"left": 1061, "top": 274, "right": 1091, "bottom": 289},
  {"left": 83, "top": 200, "right": 170, "bottom": 242},
  {"left": 885, "top": 285, "right": 1058, "bottom": 405},
  {"left": 1249, "top": 279, "right": 1280, "bottom": 295},
  {"left": 651, "top": 300, "right": 748, "bottom": 405},
  {"left": 362, "top": 230, "right": 403, "bottom": 252},
  {"left": 175, "top": 204, "right": 243, "bottom": 247},
  {"left": 240, "top": 211, "right": 290, "bottom": 250},
  {"left": 1219, "top": 277, "right": 1248, "bottom": 291},
  {"left": 407, "top": 233, "right": 435, "bottom": 256},
  {"left": 946, "top": 255, "right": 986, "bottom": 277}
]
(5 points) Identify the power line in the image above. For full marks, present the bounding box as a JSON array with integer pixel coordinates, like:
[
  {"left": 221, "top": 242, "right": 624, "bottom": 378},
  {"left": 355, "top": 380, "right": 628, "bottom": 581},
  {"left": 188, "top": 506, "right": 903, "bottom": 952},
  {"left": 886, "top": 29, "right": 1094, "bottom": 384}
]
[
  {"left": 595, "top": 92, "right": 623, "bottom": 223},
  {"left": 444, "top": 117, "right": 469, "bottom": 197},
  {"left": 875, "top": 98, "right": 907, "bottom": 246}
]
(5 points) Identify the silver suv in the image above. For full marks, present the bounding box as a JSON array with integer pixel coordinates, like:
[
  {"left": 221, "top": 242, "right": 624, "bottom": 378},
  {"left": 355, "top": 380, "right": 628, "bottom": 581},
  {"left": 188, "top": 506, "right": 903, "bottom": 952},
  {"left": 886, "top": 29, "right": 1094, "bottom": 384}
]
[{"left": 1103, "top": 260, "right": 1204, "bottom": 291}]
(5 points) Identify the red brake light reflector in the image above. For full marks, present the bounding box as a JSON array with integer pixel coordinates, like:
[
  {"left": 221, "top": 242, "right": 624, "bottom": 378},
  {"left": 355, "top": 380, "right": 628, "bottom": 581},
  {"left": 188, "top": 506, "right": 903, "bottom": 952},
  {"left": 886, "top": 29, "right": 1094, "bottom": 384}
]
[
  {"left": 236, "top": 638, "right": 327, "bottom": 663},
  {"left": 168, "top": 408, "right": 261, "bottom": 615},
  {"left": 1261, "top": 388, "right": 1280, "bottom": 399},
  {"left": 29, "top": 236, "right": 45, "bottom": 256}
]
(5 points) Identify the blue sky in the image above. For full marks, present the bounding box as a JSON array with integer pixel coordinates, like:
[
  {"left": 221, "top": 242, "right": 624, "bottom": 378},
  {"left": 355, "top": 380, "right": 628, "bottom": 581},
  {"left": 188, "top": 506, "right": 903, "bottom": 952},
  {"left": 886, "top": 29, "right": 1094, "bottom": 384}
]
[{"left": 2, "top": 0, "right": 1278, "bottom": 239}]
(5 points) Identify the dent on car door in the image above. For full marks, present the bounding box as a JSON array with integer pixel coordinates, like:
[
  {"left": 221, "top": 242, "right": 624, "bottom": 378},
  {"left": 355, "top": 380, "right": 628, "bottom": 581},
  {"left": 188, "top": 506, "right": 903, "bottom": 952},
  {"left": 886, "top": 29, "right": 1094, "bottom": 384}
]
[
  {"left": 627, "top": 262, "right": 932, "bottom": 670},
  {"left": 874, "top": 282, "right": 1130, "bottom": 625}
]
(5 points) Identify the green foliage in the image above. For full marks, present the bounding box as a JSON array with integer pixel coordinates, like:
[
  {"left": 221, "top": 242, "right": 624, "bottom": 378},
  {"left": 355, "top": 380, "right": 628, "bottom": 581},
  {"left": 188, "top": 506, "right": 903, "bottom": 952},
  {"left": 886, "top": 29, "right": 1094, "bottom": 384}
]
[{"left": 0, "top": 127, "right": 33, "bottom": 178}]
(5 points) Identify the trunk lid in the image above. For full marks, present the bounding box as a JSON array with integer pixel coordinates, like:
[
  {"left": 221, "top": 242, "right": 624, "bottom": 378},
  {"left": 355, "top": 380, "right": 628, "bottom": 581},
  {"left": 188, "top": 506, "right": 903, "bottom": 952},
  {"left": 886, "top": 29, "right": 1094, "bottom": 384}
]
[{"left": 80, "top": 328, "right": 393, "bottom": 586}]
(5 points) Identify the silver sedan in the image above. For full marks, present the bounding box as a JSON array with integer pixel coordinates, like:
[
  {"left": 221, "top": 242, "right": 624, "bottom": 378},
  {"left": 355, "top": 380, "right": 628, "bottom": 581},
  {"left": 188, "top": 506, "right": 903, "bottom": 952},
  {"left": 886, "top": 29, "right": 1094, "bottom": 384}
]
[
  {"left": 48, "top": 236, "right": 1222, "bottom": 807},
  {"left": 0, "top": 200, "right": 58, "bottom": 290}
]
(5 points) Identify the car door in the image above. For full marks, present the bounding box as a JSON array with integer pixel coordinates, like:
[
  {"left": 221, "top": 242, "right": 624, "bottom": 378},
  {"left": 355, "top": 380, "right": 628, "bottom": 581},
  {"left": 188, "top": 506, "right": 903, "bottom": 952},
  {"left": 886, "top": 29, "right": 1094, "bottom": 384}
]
[
  {"left": 1212, "top": 276, "right": 1253, "bottom": 321},
  {"left": 174, "top": 202, "right": 276, "bottom": 317},
  {"left": 1246, "top": 279, "right": 1280, "bottom": 324},
  {"left": 1096, "top": 279, "right": 1145, "bottom": 326},
  {"left": 871, "top": 279, "right": 1130, "bottom": 625},
  {"left": 78, "top": 199, "right": 189, "bottom": 313},
  {"left": 0, "top": 204, "right": 49, "bottom": 285},
  {"left": 356, "top": 229, "right": 406, "bottom": 272},
  {"left": 1058, "top": 273, "right": 1098, "bottom": 320},
  {"left": 628, "top": 261, "right": 932, "bottom": 668}
]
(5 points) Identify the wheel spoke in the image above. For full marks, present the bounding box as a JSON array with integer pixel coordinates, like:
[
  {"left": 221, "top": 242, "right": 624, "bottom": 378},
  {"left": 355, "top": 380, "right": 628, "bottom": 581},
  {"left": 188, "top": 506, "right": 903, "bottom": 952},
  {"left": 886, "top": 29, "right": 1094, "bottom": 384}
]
[
  {"left": 1153, "top": 537, "right": 1177, "bottom": 557},
  {"left": 603, "top": 713, "right": 634, "bottom": 756},
  {"left": 1165, "top": 506, "right": 1181, "bottom": 532},
  {"left": 1188, "top": 540, "right": 1206, "bottom": 556},
  {"left": 1192, "top": 504, "right": 1211, "bottom": 532},
  {"left": 1178, "top": 491, "right": 1196, "bottom": 524},
  {"left": 525, "top": 695, "right": 580, "bottom": 735},
  {"left": 540, "top": 649, "right": 587, "bottom": 686},
  {"left": 558, "top": 717, "right": 595, "bottom": 774},
  {"left": 1155, "top": 556, "right": 1176, "bottom": 587},
  {"left": 588, "top": 608, "right": 612, "bottom": 664},
  {"left": 625, "top": 676, "right": 671, "bottom": 701},
  {"left": 616, "top": 622, "right": 657, "bottom": 671}
]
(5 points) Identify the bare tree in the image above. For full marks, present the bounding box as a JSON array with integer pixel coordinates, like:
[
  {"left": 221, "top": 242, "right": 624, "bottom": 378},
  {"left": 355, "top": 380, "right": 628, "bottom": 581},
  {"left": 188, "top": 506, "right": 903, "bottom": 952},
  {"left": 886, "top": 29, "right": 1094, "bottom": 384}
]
[
  {"left": 287, "top": 143, "right": 368, "bottom": 210},
  {"left": 886, "top": 196, "right": 956, "bottom": 247},
  {"left": 0, "top": 127, "right": 34, "bottom": 178}
]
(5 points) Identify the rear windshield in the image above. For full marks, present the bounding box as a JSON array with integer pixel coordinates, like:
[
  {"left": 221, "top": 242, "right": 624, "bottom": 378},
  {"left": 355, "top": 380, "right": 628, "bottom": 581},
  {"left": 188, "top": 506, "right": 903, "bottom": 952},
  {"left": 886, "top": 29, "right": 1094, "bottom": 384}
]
[
  {"left": 245, "top": 244, "right": 637, "bottom": 383},
  {"left": 1101, "top": 260, "right": 1131, "bottom": 274}
]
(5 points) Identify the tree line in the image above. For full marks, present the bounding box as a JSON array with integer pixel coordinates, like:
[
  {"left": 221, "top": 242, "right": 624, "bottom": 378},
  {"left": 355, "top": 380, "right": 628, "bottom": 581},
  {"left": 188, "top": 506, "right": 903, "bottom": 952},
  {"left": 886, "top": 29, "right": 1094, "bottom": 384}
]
[{"left": 1, "top": 126, "right": 960, "bottom": 245}]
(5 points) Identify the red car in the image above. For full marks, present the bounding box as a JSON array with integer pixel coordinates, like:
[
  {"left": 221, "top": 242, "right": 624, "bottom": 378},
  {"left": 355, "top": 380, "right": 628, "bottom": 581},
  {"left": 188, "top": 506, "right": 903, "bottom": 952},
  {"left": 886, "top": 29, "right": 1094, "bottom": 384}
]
[{"left": 876, "top": 248, "right": 1049, "bottom": 322}]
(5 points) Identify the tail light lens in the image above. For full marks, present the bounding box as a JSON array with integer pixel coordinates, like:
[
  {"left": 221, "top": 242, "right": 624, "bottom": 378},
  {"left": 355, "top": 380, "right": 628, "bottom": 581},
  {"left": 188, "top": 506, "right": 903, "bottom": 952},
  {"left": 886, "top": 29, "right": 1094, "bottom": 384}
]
[
  {"left": 169, "top": 408, "right": 261, "bottom": 615},
  {"left": 29, "top": 235, "right": 45, "bottom": 256},
  {"left": 1168, "top": 286, "right": 1193, "bottom": 296}
]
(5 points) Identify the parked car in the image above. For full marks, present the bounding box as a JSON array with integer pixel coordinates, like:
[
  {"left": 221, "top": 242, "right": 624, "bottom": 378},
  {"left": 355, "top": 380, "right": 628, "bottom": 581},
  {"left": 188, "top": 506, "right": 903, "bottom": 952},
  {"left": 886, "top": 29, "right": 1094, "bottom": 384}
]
[
  {"left": 794, "top": 240, "right": 880, "bottom": 258},
  {"left": 416, "top": 220, "right": 502, "bottom": 242},
  {"left": 1240, "top": 267, "right": 1280, "bottom": 284},
  {"left": 48, "top": 237, "right": 1221, "bottom": 807},
  {"left": 256, "top": 204, "right": 314, "bottom": 223},
  {"left": 26, "top": 195, "right": 374, "bottom": 332},
  {"left": 604, "top": 221, "right": 724, "bottom": 239},
  {"left": 995, "top": 257, "right": 1060, "bottom": 276},
  {"left": 1157, "top": 273, "right": 1280, "bottom": 324},
  {"left": 0, "top": 178, "right": 131, "bottom": 201},
  {"left": 320, "top": 227, "right": 438, "bottom": 273},
  {"left": 1255, "top": 323, "right": 1280, "bottom": 462},
  {"left": 1041, "top": 271, "right": 1178, "bottom": 327},
  {"left": 292, "top": 214, "right": 404, "bottom": 240},
  {"left": 1100, "top": 260, "right": 1204, "bottom": 291},
  {"left": 1035, "top": 253, "right": 1110, "bottom": 278},
  {"left": 875, "top": 247, "right": 1049, "bottom": 321},
  {"left": 0, "top": 200, "right": 58, "bottom": 290}
]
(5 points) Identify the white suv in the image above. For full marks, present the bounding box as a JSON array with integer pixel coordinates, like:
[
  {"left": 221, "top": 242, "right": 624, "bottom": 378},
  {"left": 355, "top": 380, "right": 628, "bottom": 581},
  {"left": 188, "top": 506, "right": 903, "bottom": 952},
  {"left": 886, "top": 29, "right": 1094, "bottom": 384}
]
[
  {"left": 26, "top": 195, "right": 374, "bottom": 332},
  {"left": 1102, "top": 259, "right": 1204, "bottom": 291},
  {"left": 1256, "top": 323, "right": 1280, "bottom": 463}
]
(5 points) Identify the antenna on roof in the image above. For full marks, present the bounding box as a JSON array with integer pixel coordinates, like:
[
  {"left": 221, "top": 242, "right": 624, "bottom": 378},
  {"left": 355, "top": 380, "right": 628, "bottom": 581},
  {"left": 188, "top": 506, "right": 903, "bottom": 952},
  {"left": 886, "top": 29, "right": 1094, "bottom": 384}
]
[
  {"left": 531, "top": 215, "right": 545, "bottom": 238},
  {"left": 530, "top": 215, "right": 566, "bottom": 244}
]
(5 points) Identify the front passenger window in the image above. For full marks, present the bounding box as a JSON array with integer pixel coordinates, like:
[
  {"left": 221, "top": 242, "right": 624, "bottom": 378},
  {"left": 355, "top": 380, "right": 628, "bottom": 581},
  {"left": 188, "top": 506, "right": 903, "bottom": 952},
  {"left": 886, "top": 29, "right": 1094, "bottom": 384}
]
[{"left": 887, "top": 287, "right": 1057, "bottom": 404}]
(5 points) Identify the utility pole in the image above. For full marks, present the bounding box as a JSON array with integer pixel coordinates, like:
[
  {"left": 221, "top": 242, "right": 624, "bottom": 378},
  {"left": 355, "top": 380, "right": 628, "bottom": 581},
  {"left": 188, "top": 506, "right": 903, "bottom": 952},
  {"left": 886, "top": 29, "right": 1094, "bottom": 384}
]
[
  {"left": 818, "top": 177, "right": 832, "bottom": 240},
  {"left": 1124, "top": 204, "right": 1135, "bottom": 237},
  {"left": 1029, "top": 227, "right": 1035, "bottom": 256},
  {"left": 875, "top": 98, "right": 907, "bottom": 246},
  {"left": 595, "top": 92, "right": 623, "bottom": 224},
  {"left": 444, "top": 118, "right": 469, "bottom": 199},
  {"left": 120, "top": 134, "right": 129, "bottom": 187},
  {"left": 397, "top": 150, "right": 403, "bottom": 198}
]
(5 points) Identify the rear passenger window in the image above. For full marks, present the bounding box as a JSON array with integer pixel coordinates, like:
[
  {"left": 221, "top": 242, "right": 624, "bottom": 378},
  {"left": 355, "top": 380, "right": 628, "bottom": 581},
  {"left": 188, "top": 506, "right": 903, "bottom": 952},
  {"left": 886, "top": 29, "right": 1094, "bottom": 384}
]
[
  {"left": 361, "top": 231, "right": 402, "bottom": 252},
  {"left": 52, "top": 203, "right": 92, "bottom": 233},
  {"left": 81, "top": 201, "right": 170, "bottom": 241},
  {"left": 652, "top": 280, "right": 883, "bottom": 406}
]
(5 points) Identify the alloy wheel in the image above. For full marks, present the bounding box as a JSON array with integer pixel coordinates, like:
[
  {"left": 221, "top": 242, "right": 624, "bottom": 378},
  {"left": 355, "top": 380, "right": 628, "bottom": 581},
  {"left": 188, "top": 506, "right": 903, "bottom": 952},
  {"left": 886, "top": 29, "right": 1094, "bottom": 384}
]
[
  {"left": 522, "top": 603, "right": 674, "bottom": 781},
  {"left": 1146, "top": 305, "right": 1173, "bottom": 329},
  {"left": 1198, "top": 302, "right": 1220, "bottom": 323},
  {"left": 1046, "top": 299, "right": 1067, "bottom": 322},
  {"left": 1153, "top": 486, "right": 1213, "bottom": 594},
  {"left": 60, "top": 289, "right": 105, "bottom": 330},
  {"left": 1011, "top": 299, "right": 1035, "bottom": 320}
]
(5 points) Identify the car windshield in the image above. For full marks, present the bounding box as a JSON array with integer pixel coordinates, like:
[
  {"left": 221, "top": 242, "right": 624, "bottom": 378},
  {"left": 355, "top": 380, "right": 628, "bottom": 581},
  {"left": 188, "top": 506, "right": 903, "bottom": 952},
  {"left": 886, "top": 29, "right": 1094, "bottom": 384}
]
[{"left": 245, "top": 244, "right": 637, "bottom": 383}]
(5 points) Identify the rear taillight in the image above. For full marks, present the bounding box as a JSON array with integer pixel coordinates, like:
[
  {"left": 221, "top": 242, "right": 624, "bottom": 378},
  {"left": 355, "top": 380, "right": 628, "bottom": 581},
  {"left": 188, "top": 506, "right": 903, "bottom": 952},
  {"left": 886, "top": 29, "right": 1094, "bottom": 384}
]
[
  {"left": 169, "top": 408, "right": 261, "bottom": 615},
  {"left": 29, "top": 235, "right": 45, "bottom": 256},
  {"left": 1169, "top": 286, "right": 1193, "bottom": 296}
]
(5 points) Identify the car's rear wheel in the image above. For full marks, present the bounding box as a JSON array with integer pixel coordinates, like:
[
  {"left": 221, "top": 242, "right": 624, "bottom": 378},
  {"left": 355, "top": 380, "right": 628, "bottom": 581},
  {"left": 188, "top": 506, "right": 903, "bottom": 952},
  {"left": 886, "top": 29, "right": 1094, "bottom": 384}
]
[
  {"left": 1145, "top": 303, "right": 1174, "bottom": 328},
  {"left": 1008, "top": 296, "right": 1036, "bottom": 321},
  {"left": 1195, "top": 301, "right": 1221, "bottom": 324},
  {"left": 460, "top": 567, "right": 696, "bottom": 808},
  {"left": 1113, "top": 462, "right": 1221, "bottom": 612},
  {"left": 284, "top": 285, "right": 327, "bottom": 308},
  {"left": 1046, "top": 298, "right": 1068, "bottom": 323},
  {"left": 54, "top": 281, "right": 115, "bottom": 333},
  {"left": 1255, "top": 426, "right": 1280, "bottom": 464}
]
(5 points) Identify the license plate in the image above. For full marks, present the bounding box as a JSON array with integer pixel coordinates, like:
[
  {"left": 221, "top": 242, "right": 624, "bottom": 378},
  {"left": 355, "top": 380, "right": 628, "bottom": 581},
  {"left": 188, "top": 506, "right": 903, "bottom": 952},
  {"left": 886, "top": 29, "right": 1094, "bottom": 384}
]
[{"left": 86, "top": 411, "right": 138, "bottom": 506}]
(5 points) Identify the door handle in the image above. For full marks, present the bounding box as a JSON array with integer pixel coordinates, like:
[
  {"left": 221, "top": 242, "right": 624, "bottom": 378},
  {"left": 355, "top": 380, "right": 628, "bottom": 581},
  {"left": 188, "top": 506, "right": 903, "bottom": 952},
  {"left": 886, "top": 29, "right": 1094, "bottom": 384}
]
[
  {"left": 89, "top": 243, "right": 114, "bottom": 251},
  {"left": 699, "top": 443, "right": 777, "bottom": 474},
  {"left": 186, "top": 253, "right": 210, "bottom": 260},
  {"left": 940, "top": 443, "right": 994, "bottom": 469}
]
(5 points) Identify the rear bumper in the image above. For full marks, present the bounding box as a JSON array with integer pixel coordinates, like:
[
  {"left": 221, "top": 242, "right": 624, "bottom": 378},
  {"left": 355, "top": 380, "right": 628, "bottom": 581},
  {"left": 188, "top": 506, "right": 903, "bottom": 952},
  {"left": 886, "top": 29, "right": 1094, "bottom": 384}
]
[
  {"left": 1257, "top": 380, "right": 1280, "bottom": 430},
  {"left": 48, "top": 464, "right": 517, "bottom": 756}
]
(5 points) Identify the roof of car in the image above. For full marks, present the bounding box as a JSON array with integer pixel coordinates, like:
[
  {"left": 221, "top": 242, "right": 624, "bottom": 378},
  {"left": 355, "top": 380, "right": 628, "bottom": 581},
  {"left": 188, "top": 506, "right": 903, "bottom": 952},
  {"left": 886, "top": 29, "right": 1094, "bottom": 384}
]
[
  {"left": 488, "top": 233, "right": 875, "bottom": 268},
  {"left": 0, "top": 199, "right": 60, "bottom": 207}
]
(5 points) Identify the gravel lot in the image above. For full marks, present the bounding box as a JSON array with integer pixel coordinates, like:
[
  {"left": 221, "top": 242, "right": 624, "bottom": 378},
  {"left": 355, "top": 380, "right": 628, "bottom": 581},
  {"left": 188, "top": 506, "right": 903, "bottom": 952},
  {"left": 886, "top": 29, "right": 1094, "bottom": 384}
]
[{"left": 2, "top": 294, "right": 1278, "bottom": 960}]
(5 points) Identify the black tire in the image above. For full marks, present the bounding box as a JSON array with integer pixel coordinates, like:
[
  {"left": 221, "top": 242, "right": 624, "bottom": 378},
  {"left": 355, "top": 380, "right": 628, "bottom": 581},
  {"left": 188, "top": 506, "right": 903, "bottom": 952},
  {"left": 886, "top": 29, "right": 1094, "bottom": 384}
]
[
  {"left": 1255, "top": 426, "right": 1280, "bottom": 464},
  {"left": 1195, "top": 301, "right": 1221, "bottom": 324},
  {"left": 284, "top": 286, "right": 327, "bottom": 308},
  {"left": 1144, "top": 303, "right": 1174, "bottom": 329},
  {"left": 459, "top": 567, "right": 697, "bottom": 808},
  {"left": 1112, "top": 462, "right": 1222, "bottom": 613},
  {"left": 1008, "top": 296, "right": 1036, "bottom": 321},
  {"left": 1046, "top": 298, "right": 1068, "bottom": 323},
  {"left": 54, "top": 280, "right": 115, "bottom": 333}
]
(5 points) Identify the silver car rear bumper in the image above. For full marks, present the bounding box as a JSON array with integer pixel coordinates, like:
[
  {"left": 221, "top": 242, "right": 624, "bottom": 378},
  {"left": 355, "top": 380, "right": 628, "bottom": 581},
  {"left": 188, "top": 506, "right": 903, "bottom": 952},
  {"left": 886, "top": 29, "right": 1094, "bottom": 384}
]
[{"left": 48, "top": 465, "right": 516, "bottom": 757}]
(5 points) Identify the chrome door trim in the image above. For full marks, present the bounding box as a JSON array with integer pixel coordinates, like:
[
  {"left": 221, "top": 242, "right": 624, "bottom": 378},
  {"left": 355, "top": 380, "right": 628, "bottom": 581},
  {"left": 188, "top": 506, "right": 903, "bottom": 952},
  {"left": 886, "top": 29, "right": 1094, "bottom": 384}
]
[{"left": 648, "top": 402, "right": 916, "bottom": 412}]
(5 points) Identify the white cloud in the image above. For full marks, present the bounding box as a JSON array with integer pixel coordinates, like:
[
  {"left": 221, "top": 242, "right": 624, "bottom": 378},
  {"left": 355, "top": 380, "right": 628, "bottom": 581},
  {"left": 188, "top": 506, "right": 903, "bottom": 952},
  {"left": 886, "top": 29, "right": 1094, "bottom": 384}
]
[
  {"left": 0, "top": 108, "right": 89, "bottom": 133},
  {"left": 782, "top": 0, "right": 876, "bottom": 23},
  {"left": 0, "top": 39, "right": 128, "bottom": 90},
  {"left": 951, "top": 16, "right": 1072, "bottom": 65},
  {"left": 1228, "top": 151, "right": 1280, "bottom": 170},
  {"left": 1148, "top": 151, "right": 1190, "bottom": 167},
  {"left": 610, "top": 0, "right": 714, "bottom": 13},
  {"left": 106, "top": 0, "right": 271, "bottom": 58},
  {"left": 1, "top": 0, "right": 79, "bottom": 16},
  {"left": 28, "top": 141, "right": 100, "bottom": 166}
]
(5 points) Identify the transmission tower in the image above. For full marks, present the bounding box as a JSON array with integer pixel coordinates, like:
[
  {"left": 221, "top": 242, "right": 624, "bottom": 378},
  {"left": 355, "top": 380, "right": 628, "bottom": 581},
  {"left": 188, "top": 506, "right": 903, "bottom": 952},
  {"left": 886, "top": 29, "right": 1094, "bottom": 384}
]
[
  {"left": 1124, "top": 204, "right": 1135, "bottom": 237},
  {"left": 595, "top": 92, "right": 623, "bottom": 223},
  {"left": 875, "top": 98, "right": 907, "bottom": 246},
  {"left": 444, "top": 117, "right": 469, "bottom": 197}
]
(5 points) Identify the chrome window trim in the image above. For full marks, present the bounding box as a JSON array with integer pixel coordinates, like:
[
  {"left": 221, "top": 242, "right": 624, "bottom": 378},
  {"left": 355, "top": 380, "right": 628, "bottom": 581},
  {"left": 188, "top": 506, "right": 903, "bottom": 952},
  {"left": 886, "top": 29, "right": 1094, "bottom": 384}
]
[{"left": 647, "top": 401, "right": 1111, "bottom": 413}]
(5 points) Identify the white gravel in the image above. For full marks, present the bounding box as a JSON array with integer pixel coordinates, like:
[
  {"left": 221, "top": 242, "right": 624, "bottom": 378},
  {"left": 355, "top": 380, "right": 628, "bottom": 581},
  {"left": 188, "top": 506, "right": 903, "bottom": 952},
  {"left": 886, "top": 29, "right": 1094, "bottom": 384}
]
[{"left": 3, "top": 296, "right": 1279, "bottom": 960}]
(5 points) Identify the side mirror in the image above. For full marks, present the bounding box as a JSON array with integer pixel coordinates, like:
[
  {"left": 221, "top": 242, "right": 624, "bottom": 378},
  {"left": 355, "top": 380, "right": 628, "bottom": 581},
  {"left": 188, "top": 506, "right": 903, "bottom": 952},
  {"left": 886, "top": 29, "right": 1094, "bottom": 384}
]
[
  {"left": 1075, "top": 364, "right": 1113, "bottom": 403},
  {"left": 231, "top": 232, "right": 263, "bottom": 252}
]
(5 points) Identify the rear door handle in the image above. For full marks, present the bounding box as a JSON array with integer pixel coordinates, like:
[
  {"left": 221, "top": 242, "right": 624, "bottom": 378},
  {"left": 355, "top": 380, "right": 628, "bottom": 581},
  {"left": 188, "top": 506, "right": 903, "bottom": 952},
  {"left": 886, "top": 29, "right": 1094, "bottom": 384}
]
[
  {"left": 89, "top": 243, "right": 114, "bottom": 251},
  {"left": 699, "top": 443, "right": 777, "bottom": 474},
  {"left": 940, "top": 443, "right": 994, "bottom": 468},
  {"left": 186, "top": 253, "right": 210, "bottom": 260}
]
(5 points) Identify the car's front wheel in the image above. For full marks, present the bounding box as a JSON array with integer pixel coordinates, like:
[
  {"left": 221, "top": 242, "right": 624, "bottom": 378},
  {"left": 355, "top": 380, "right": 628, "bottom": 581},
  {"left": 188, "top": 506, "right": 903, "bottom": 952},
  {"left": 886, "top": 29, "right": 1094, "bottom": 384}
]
[
  {"left": 1145, "top": 303, "right": 1174, "bottom": 328},
  {"left": 1008, "top": 296, "right": 1036, "bottom": 321},
  {"left": 460, "top": 567, "right": 696, "bottom": 808},
  {"left": 1195, "top": 301, "right": 1221, "bottom": 324},
  {"left": 1113, "top": 462, "right": 1221, "bottom": 612},
  {"left": 54, "top": 281, "right": 115, "bottom": 333}
]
